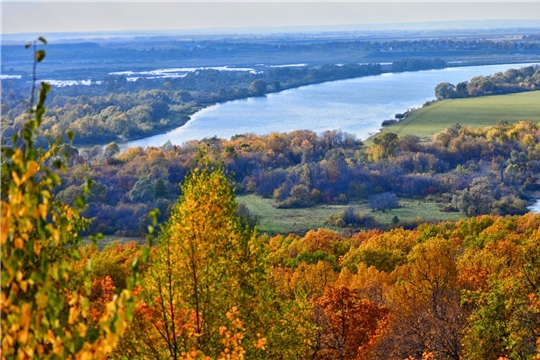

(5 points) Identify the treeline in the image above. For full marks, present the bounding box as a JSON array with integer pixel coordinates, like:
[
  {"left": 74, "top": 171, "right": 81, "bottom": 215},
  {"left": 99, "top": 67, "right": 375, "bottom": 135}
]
[
  {"left": 435, "top": 64, "right": 540, "bottom": 100},
  {"left": 0, "top": 63, "right": 382, "bottom": 144},
  {"left": 54, "top": 121, "right": 540, "bottom": 236},
  {"left": 391, "top": 58, "right": 446, "bottom": 72},
  {"left": 4, "top": 37, "right": 540, "bottom": 72}
]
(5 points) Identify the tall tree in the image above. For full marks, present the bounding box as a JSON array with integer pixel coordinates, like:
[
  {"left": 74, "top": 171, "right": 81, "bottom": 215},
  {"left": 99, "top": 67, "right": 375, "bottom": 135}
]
[
  {"left": 1, "top": 40, "right": 136, "bottom": 359},
  {"left": 126, "top": 157, "right": 309, "bottom": 358}
]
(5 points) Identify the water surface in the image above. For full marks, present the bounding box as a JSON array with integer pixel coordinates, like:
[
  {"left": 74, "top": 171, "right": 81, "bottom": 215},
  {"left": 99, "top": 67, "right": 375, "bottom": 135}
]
[{"left": 529, "top": 199, "right": 540, "bottom": 214}]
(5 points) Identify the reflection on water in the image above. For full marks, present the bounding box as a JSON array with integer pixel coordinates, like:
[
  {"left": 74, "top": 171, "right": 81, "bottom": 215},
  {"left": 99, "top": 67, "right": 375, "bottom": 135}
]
[{"left": 122, "top": 62, "right": 538, "bottom": 150}]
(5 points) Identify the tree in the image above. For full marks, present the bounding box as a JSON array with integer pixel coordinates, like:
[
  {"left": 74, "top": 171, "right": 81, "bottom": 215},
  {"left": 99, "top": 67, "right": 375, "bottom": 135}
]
[
  {"left": 125, "top": 158, "right": 308, "bottom": 358},
  {"left": 463, "top": 232, "right": 540, "bottom": 359},
  {"left": 454, "top": 81, "right": 468, "bottom": 98},
  {"left": 57, "top": 143, "right": 79, "bottom": 165},
  {"left": 434, "top": 82, "right": 456, "bottom": 100},
  {"left": 452, "top": 177, "right": 494, "bottom": 216},
  {"left": 312, "top": 285, "right": 389, "bottom": 360},
  {"left": 250, "top": 80, "right": 267, "bottom": 96},
  {"left": 104, "top": 141, "right": 120, "bottom": 158},
  {"left": 1, "top": 39, "right": 137, "bottom": 359},
  {"left": 368, "top": 192, "right": 399, "bottom": 212},
  {"left": 129, "top": 176, "right": 155, "bottom": 202},
  {"left": 372, "top": 238, "right": 464, "bottom": 360},
  {"left": 154, "top": 178, "right": 169, "bottom": 199},
  {"left": 370, "top": 132, "right": 399, "bottom": 161}
]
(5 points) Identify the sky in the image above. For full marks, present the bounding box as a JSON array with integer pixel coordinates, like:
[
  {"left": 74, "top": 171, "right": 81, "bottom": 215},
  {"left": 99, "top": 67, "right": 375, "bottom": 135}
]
[{"left": 2, "top": 1, "right": 540, "bottom": 35}]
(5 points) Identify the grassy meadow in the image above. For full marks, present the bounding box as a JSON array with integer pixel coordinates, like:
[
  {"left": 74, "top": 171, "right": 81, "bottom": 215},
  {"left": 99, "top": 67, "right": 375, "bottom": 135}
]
[
  {"left": 238, "top": 194, "right": 465, "bottom": 236},
  {"left": 376, "top": 91, "right": 540, "bottom": 141}
]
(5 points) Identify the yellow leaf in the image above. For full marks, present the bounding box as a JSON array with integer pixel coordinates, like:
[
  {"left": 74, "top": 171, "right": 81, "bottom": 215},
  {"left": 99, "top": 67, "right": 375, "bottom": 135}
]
[
  {"left": 38, "top": 204, "right": 48, "bottom": 220},
  {"left": 11, "top": 171, "right": 21, "bottom": 186},
  {"left": 37, "top": 293, "right": 48, "bottom": 308},
  {"left": 33, "top": 240, "right": 41, "bottom": 255},
  {"left": 17, "top": 329, "right": 29, "bottom": 345},
  {"left": 68, "top": 307, "right": 80, "bottom": 325},
  {"left": 14, "top": 237, "right": 24, "bottom": 249},
  {"left": 77, "top": 323, "right": 87, "bottom": 337},
  {"left": 48, "top": 330, "right": 56, "bottom": 343},
  {"left": 51, "top": 229, "right": 60, "bottom": 244},
  {"left": 68, "top": 293, "right": 78, "bottom": 306},
  {"left": 36, "top": 344, "right": 44, "bottom": 356},
  {"left": 21, "top": 303, "right": 32, "bottom": 328},
  {"left": 26, "top": 161, "right": 39, "bottom": 177}
]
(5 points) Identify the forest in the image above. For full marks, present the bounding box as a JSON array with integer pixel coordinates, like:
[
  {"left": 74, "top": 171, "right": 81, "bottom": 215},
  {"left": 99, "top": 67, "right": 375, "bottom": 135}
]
[
  {"left": 43, "top": 119, "right": 540, "bottom": 237},
  {"left": 2, "top": 86, "right": 540, "bottom": 358},
  {"left": 2, "top": 36, "right": 540, "bottom": 360}
]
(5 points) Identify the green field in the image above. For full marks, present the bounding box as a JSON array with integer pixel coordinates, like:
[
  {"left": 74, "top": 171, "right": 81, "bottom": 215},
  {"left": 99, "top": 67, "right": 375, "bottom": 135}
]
[
  {"left": 238, "top": 194, "right": 465, "bottom": 235},
  {"left": 85, "top": 236, "right": 146, "bottom": 249},
  {"left": 376, "top": 91, "right": 540, "bottom": 141}
]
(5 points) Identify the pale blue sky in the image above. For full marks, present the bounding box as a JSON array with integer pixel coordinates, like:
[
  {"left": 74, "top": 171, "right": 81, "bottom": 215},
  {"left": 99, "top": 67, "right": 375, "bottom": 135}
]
[{"left": 3, "top": 2, "right": 540, "bottom": 35}]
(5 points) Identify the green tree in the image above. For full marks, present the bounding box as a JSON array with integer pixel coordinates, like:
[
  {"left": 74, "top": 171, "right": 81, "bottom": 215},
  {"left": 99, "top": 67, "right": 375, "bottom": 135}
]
[
  {"left": 250, "top": 80, "right": 268, "bottom": 96},
  {"left": 434, "top": 82, "right": 456, "bottom": 100},
  {"left": 370, "top": 132, "right": 399, "bottom": 161},
  {"left": 103, "top": 142, "right": 120, "bottom": 158},
  {"left": 129, "top": 176, "right": 155, "bottom": 202},
  {"left": 154, "top": 178, "right": 169, "bottom": 199},
  {"left": 452, "top": 177, "right": 494, "bottom": 216}
]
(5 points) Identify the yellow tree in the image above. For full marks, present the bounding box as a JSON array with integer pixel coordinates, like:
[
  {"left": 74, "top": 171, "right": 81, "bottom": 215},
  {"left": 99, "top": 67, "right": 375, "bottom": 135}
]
[
  {"left": 127, "top": 158, "right": 309, "bottom": 359},
  {"left": 1, "top": 40, "right": 136, "bottom": 359}
]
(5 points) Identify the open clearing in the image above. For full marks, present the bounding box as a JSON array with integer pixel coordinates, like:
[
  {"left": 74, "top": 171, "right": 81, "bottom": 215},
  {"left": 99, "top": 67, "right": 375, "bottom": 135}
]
[
  {"left": 237, "top": 194, "right": 465, "bottom": 235},
  {"left": 86, "top": 236, "right": 146, "bottom": 249},
  {"left": 376, "top": 91, "right": 540, "bottom": 141},
  {"left": 87, "top": 196, "right": 466, "bottom": 244}
]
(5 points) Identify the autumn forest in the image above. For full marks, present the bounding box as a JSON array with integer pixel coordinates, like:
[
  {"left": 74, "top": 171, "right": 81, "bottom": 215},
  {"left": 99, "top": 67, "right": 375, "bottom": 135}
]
[{"left": 2, "top": 14, "right": 540, "bottom": 360}]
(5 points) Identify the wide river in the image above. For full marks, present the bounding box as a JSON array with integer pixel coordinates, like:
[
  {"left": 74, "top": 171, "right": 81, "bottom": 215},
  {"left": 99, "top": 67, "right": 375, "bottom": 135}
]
[{"left": 123, "top": 62, "right": 537, "bottom": 150}]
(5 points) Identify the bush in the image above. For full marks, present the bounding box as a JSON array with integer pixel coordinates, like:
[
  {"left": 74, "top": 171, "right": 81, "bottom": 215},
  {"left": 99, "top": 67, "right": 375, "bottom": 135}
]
[
  {"left": 327, "top": 207, "right": 380, "bottom": 228},
  {"left": 381, "top": 119, "right": 398, "bottom": 127},
  {"left": 368, "top": 192, "right": 399, "bottom": 212}
]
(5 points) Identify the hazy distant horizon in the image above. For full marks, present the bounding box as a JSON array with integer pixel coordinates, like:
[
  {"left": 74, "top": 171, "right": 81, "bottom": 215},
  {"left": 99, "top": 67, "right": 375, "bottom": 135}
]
[
  {"left": 3, "top": 19, "right": 540, "bottom": 44},
  {"left": 3, "top": 2, "right": 540, "bottom": 36}
]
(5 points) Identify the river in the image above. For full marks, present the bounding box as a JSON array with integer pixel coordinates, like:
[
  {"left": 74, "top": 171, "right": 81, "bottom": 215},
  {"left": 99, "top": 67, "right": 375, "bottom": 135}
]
[
  {"left": 529, "top": 200, "right": 540, "bottom": 214},
  {"left": 122, "top": 62, "right": 537, "bottom": 150}
]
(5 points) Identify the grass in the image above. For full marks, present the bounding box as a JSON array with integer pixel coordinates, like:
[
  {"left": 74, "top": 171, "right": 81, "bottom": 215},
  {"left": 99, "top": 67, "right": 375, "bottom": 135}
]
[
  {"left": 238, "top": 194, "right": 465, "bottom": 236},
  {"left": 82, "top": 196, "right": 466, "bottom": 245},
  {"left": 373, "top": 91, "right": 540, "bottom": 142}
]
